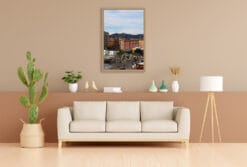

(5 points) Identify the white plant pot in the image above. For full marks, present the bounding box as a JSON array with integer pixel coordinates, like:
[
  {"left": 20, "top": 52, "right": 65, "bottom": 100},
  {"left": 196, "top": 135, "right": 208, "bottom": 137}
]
[
  {"left": 172, "top": 80, "right": 179, "bottom": 93},
  {"left": 20, "top": 123, "right": 44, "bottom": 148},
  {"left": 69, "top": 83, "right": 78, "bottom": 93}
]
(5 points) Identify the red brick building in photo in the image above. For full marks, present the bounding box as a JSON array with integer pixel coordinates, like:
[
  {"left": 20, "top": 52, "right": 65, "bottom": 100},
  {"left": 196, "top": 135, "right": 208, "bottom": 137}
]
[{"left": 119, "top": 39, "right": 144, "bottom": 50}]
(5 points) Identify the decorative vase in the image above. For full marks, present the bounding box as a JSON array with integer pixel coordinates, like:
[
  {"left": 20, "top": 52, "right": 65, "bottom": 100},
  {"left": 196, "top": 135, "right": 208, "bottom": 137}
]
[
  {"left": 149, "top": 80, "right": 158, "bottom": 92},
  {"left": 20, "top": 123, "right": 44, "bottom": 148},
  {"left": 172, "top": 80, "right": 179, "bottom": 93},
  {"left": 159, "top": 80, "right": 168, "bottom": 92},
  {"left": 84, "top": 81, "right": 89, "bottom": 90},
  {"left": 69, "top": 83, "right": 78, "bottom": 93}
]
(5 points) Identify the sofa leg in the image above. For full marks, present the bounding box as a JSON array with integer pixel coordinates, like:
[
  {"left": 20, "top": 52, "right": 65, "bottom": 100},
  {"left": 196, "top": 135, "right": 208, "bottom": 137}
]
[
  {"left": 58, "top": 140, "right": 63, "bottom": 148},
  {"left": 183, "top": 140, "right": 189, "bottom": 148}
]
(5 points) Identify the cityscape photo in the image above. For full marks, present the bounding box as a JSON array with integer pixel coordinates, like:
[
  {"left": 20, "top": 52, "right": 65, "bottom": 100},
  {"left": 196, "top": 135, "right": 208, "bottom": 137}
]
[{"left": 103, "top": 9, "right": 144, "bottom": 71}]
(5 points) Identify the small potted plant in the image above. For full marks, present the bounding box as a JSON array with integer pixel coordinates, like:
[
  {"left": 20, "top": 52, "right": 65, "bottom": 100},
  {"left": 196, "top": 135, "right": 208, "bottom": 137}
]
[
  {"left": 62, "top": 71, "right": 82, "bottom": 93},
  {"left": 17, "top": 51, "right": 48, "bottom": 148},
  {"left": 169, "top": 66, "right": 180, "bottom": 93}
]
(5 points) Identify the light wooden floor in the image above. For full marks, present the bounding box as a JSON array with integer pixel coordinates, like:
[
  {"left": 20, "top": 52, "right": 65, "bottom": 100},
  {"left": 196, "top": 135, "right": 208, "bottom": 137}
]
[{"left": 0, "top": 143, "right": 246, "bottom": 167}]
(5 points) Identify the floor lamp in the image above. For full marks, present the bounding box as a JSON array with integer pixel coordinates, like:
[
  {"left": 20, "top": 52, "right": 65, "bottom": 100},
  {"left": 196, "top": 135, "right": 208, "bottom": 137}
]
[{"left": 199, "top": 76, "right": 223, "bottom": 143}]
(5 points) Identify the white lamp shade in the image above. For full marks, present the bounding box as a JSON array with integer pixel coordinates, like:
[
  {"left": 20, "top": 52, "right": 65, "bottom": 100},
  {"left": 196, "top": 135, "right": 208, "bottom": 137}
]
[{"left": 200, "top": 76, "right": 223, "bottom": 92}]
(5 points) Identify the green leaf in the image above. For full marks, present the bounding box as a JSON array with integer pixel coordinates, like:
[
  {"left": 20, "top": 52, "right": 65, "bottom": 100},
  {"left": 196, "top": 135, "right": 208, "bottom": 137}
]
[
  {"left": 27, "top": 62, "right": 35, "bottom": 84},
  {"left": 19, "top": 96, "right": 30, "bottom": 108},
  {"left": 29, "top": 86, "right": 36, "bottom": 104},
  {"left": 62, "top": 71, "right": 82, "bottom": 83},
  {"left": 39, "top": 73, "right": 48, "bottom": 104},
  {"left": 17, "top": 67, "right": 29, "bottom": 87},
  {"left": 39, "top": 85, "right": 48, "bottom": 104},
  {"left": 32, "top": 69, "right": 43, "bottom": 82},
  {"left": 28, "top": 104, "right": 39, "bottom": 123},
  {"left": 44, "top": 72, "right": 48, "bottom": 84},
  {"left": 26, "top": 51, "right": 32, "bottom": 61}
]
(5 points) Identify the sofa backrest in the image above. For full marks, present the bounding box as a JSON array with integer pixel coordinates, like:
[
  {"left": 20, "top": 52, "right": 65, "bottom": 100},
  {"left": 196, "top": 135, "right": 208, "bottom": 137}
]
[
  {"left": 107, "top": 101, "right": 140, "bottom": 121},
  {"left": 73, "top": 101, "right": 106, "bottom": 121},
  {"left": 140, "top": 101, "right": 174, "bottom": 121},
  {"left": 72, "top": 101, "right": 174, "bottom": 121}
]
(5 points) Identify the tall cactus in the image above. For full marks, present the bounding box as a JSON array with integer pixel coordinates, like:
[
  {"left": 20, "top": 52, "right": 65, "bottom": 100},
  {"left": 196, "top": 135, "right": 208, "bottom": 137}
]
[{"left": 18, "top": 51, "right": 48, "bottom": 123}]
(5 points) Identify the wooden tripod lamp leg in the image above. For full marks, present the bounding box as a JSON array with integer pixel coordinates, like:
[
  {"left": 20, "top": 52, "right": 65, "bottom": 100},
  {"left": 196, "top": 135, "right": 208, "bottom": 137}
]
[
  {"left": 199, "top": 94, "right": 210, "bottom": 142},
  {"left": 210, "top": 93, "right": 214, "bottom": 143},
  {"left": 212, "top": 95, "right": 222, "bottom": 142}
]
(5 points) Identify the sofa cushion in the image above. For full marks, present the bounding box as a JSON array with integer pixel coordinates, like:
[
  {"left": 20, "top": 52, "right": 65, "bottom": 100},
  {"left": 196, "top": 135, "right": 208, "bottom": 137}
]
[
  {"left": 142, "top": 120, "right": 177, "bottom": 132},
  {"left": 73, "top": 101, "right": 106, "bottom": 121},
  {"left": 106, "top": 120, "right": 141, "bottom": 132},
  {"left": 70, "top": 120, "right": 105, "bottom": 132},
  {"left": 140, "top": 101, "right": 174, "bottom": 121},
  {"left": 107, "top": 101, "right": 140, "bottom": 121}
]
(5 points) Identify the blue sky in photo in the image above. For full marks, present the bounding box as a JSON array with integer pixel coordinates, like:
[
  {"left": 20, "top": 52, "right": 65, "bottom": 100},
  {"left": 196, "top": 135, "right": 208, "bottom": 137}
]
[{"left": 104, "top": 10, "right": 144, "bottom": 35}]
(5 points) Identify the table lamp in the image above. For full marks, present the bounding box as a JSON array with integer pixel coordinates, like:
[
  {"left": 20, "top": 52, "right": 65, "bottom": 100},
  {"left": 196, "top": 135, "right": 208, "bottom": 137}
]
[{"left": 199, "top": 76, "right": 223, "bottom": 143}]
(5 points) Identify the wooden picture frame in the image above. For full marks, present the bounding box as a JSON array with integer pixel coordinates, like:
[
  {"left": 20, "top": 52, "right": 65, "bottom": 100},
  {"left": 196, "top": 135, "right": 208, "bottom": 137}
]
[{"left": 101, "top": 8, "right": 145, "bottom": 72}]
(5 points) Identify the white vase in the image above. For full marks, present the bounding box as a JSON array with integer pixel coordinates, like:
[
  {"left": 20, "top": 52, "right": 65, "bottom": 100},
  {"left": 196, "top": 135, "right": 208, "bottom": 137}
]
[
  {"left": 172, "top": 80, "right": 179, "bottom": 93},
  {"left": 68, "top": 83, "right": 78, "bottom": 93},
  {"left": 20, "top": 123, "right": 44, "bottom": 148}
]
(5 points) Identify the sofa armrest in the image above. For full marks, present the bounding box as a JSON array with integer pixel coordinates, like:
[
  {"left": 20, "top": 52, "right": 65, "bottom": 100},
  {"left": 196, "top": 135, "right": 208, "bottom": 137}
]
[
  {"left": 174, "top": 107, "right": 190, "bottom": 139},
  {"left": 57, "top": 107, "right": 72, "bottom": 139}
]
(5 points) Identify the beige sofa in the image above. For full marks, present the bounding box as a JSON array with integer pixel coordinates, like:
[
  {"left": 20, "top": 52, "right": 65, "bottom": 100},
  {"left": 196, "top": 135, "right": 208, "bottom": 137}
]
[{"left": 57, "top": 101, "right": 190, "bottom": 147}]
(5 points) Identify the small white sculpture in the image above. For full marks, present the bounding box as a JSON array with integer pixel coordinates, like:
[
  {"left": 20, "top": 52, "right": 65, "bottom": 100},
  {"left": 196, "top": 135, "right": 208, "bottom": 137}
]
[
  {"left": 84, "top": 81, "right": 89, "bottom": 90},
  {"left": 92, "top": 81, "right": 98, "bottom": 91}
]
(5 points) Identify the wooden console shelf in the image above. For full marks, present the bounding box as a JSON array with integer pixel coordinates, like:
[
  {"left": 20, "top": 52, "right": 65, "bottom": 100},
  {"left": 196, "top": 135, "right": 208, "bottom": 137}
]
[{"left": 47, "top": 92, "right": 204, "bottom": 106}]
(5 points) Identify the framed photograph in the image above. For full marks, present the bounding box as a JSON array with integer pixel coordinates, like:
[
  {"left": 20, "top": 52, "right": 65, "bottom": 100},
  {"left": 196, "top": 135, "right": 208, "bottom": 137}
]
[{"left": 102, "top": 9, "right": 145, "bottom": 72}]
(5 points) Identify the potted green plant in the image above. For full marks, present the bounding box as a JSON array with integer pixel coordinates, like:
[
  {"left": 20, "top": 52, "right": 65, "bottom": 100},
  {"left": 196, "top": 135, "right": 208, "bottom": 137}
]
[
  {"left": 17, "top": 51, "right": 48, "bottom": 148},
  {"left": 62, "top": 71, "right": 82, "bottom": 93}
]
